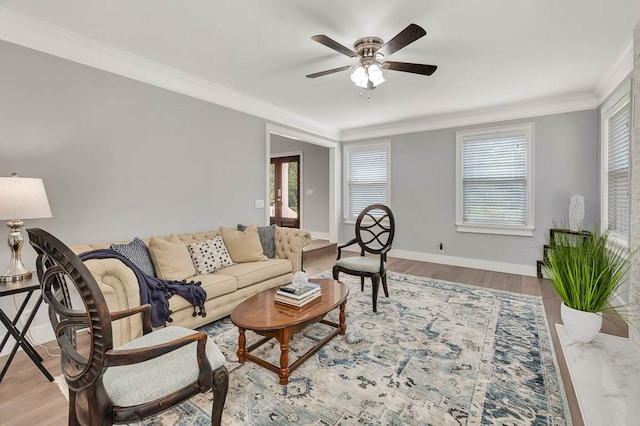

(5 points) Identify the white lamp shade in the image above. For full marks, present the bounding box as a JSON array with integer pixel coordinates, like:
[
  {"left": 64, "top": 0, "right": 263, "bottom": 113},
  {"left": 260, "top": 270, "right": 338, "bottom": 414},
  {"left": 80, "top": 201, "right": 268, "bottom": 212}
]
[{"left": 0, "top": 175, "right": 52, "bottom": 220}]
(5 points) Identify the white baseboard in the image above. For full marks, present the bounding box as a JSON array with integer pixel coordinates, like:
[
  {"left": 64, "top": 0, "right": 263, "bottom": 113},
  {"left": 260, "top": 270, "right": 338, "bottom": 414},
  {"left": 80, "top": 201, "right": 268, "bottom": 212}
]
[
  {"left": 0, "top": 323, "right": 55, "bottom": 358},
  {"left": 0, "top": 323, "right": 55, "bottom": 357},
  {"left": 343, "top": 246, "right": 537, "bottom": 277},
  {"left": 310, "top": 231, "right": 330, "bottom": 241}
]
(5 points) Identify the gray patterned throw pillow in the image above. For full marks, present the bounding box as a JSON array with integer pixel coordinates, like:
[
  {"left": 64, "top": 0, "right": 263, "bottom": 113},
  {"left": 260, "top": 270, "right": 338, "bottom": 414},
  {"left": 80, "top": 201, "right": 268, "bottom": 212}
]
[
  {"left": 110, "top": 237, "right": 156, "bottom": 277},
  {"left": 237, "top": 224, "right": 276, "bottom": 258},
  {"left": 187, "top": 236, "right": 234, "bottom": 275}
]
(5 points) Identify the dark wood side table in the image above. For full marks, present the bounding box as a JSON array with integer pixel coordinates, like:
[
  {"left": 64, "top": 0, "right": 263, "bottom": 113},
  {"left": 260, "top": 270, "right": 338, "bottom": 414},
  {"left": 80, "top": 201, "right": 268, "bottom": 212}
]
[{"left": 0, "top": 276, "right": 53, "bottom": 383}]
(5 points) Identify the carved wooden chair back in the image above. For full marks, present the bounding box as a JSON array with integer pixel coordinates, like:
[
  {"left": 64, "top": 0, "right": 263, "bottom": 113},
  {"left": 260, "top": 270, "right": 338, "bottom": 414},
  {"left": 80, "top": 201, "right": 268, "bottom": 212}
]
[
  {"left": 28, "top": 227, "right": 112, "bottom": 391},
  {"left": 355, "top": 204, "right": 396, "bottom": 255}
]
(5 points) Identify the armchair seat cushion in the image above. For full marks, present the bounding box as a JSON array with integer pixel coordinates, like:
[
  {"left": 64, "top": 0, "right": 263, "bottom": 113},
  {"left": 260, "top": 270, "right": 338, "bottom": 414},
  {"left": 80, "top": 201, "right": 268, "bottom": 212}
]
[
  {"left": 335, "top": 257, "right": 385, "bottom": 274},
  {"left": 102, "top": 327, "right": 225, "bottom": 407}
]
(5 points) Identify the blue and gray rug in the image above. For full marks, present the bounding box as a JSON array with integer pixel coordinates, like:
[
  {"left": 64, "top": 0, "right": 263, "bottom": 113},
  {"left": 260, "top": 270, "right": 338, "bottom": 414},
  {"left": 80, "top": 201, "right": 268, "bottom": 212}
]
[{"left": 134, "top": 271, "right": 571, "bottom": 425}]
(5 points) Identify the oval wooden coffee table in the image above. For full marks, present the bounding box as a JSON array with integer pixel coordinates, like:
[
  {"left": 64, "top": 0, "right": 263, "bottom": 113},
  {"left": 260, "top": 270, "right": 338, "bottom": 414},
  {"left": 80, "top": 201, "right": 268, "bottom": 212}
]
[{"left": 230, "top": 278, "right": 348, "bottom": 384}]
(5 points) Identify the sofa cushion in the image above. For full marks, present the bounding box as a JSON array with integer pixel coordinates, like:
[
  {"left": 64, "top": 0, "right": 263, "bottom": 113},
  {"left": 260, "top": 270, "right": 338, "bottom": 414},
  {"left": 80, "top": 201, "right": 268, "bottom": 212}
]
[
  {"left": 217, "top": 259, "right": 292, "bottom": 289},
  {"left": 168, "top": 274, "right": 237, "bottom": 313},
  {"left": 110, "top": 237, "right": 156, "bottom": 277},
  {"left": 148, "top": 234, "right": 196, "bottom": 281},
  {"left": 220, "top": 225, "right": 268, "bottom": 263},
  {"left": 238, "top": 224, "right": 276, "bottom": 258},
  {"left": 187, "top": 236, "right": 234, "bottom": 275}
]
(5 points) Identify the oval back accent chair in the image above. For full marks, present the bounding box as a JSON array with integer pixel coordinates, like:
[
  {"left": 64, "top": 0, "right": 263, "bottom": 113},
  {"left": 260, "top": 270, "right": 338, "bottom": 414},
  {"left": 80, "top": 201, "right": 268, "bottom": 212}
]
[
  {"left": 332, "top": 204, "right": 395, "bottom": 312},
  {"left": 27, "top": 228, "right": 228, "bottom": 426}
]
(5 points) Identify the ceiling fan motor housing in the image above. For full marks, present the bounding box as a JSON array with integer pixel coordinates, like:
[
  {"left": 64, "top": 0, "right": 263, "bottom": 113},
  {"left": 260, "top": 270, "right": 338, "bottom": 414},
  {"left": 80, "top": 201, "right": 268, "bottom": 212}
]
[{"left": 354, "top": 37, "right": 384, "bottom": 65}]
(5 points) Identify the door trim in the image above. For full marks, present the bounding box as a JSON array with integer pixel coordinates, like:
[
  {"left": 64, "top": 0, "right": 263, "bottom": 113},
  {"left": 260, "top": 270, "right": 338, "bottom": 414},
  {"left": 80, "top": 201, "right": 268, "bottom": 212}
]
[{"left": 265, "top": 124, "right": 340, "bottom": 243}]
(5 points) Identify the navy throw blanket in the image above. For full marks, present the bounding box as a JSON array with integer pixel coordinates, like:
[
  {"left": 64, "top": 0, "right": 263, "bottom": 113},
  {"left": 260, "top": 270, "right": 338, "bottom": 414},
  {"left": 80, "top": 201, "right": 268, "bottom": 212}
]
[{"left": 79, "top": 249, "right": 206, "bottom": 327}]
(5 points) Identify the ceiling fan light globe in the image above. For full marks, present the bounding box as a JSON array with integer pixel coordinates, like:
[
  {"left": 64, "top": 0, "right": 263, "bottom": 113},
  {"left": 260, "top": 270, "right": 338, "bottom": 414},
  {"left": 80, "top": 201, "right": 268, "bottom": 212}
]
[
  {"left": 350, "top": 66, "right": 366, "bottom": 84},
  {"left": 371, "top": 75, "right": 385, "bottom": 87},
  {"left": 368, "top": 64, "right": 383, "bottom": 81},
  {"left": 355, "top": 79, "right": 369, "bottom": 89}
]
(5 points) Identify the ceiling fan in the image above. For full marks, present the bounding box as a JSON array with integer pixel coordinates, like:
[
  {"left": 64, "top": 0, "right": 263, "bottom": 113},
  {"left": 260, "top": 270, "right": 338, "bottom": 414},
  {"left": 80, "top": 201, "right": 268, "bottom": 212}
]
[{"left": 306, "top": 23, "right": 437, "bottom": 90}]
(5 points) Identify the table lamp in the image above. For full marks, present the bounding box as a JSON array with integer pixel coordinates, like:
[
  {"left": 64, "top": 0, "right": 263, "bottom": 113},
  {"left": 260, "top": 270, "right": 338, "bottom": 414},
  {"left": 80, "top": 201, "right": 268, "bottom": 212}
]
[{"left": 0, "top": 173, "right": 52, "bottom": 282}]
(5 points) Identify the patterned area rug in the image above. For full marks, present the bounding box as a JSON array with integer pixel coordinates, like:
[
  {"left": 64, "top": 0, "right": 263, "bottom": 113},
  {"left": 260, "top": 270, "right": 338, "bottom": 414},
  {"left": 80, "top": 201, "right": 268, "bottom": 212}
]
[{"left": 57, "top": 272, "right": 571, "bottom": 425}]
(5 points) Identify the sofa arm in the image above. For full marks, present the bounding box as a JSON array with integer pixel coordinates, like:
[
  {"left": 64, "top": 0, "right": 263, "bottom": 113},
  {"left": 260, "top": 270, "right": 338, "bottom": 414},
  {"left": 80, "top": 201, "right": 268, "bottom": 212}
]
[
  {"left": 274, "top": 227, "right": 311, "bottom": 273},
  {"left": 80, "top": 258, "right": 144, "bottom": 348}
]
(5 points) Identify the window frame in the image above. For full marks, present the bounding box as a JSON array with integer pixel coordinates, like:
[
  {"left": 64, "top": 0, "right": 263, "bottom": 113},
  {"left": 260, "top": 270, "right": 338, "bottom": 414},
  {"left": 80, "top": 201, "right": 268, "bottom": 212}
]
[
  {"left": 455, "top": 122, "right": 535, "bottom": 236},
  {"left": 600, "top": 80, "right": 631, "bottom": 248},
  {"left": 343, "top": 140, "right": 391, "bottom": 223}
]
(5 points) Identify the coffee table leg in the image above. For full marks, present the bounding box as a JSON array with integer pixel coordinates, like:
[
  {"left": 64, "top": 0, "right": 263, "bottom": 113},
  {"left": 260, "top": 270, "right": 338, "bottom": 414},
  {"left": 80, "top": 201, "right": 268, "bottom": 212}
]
[
  {"left": 339, "top": 301, "right": 347, "bottom": 335},
  {"left": 237, "top": 327, "right": 246, "bottom": 363},
  {"left": 277, "top": 329, "right": 290, "bottom": 385}
]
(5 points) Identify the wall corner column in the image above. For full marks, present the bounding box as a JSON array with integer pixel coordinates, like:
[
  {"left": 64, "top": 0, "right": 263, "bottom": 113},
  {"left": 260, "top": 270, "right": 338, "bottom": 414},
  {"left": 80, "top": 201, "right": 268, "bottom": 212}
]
[{"left": 630, "top": 21, "right": 640, "bottom": 350}]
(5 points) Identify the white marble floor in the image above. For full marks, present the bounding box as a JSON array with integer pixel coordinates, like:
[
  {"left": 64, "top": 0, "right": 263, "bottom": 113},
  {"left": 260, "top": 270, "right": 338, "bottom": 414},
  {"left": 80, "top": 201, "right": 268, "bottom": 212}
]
[{"left": 557, "top": 325, "right": 640, "bottom": 426}]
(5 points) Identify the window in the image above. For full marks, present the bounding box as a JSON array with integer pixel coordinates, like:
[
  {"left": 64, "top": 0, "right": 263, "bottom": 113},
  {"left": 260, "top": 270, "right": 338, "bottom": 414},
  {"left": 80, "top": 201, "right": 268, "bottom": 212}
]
[
  {"left": 601, "top": 82, "right": 631, "bottom": 245},
  {"left": 456, "top": 123, "right": 535, "bottom": 236},
  {"left": 343, "top": 141, "right": 390, "bottom": 221}
]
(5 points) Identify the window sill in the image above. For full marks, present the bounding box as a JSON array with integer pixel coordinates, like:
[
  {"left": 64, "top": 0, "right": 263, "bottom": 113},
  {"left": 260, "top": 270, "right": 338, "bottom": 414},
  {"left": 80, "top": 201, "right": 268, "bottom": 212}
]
[
  {"left": 608, "top": 232, "right": 629, "bottom": 249},
  {"left": 456, "top": 223, "right": 534, "bottom": 237}
]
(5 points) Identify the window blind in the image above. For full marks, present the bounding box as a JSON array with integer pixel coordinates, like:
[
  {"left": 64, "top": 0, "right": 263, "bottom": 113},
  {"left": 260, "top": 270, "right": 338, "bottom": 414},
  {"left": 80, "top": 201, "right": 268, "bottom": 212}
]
[
  {"left": 346, "top": 147, "right": 388, "bottom": 218},
  {"left": 607, "top": 101, "right": 631, "bottom": 236},
  {"left": 462, "top": 135, "right": 527, "bottom": 225}
]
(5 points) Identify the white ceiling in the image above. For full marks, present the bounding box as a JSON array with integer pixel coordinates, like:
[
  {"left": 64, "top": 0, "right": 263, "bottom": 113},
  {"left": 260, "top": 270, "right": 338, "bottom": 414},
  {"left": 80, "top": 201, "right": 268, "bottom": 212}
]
[{"left": 1, "top": 1, "right": 639, "bottom": 140}]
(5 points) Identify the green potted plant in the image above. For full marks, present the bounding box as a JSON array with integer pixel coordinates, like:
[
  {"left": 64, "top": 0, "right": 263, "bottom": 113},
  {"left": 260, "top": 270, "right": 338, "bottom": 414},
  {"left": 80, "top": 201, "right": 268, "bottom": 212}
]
[{"left": 545, "top": 227, "right": 636, "bottom": 343}]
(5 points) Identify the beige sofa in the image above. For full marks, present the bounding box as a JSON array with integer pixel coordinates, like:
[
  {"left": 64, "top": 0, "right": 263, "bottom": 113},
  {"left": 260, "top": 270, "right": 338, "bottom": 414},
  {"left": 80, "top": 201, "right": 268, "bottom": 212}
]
[{"left": 71, "top": 226, "right": 311, "bottom": 347}]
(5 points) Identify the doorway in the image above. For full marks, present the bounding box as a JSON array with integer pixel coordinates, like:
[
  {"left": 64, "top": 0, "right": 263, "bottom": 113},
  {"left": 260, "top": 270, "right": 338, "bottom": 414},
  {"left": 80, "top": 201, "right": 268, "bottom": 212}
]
[
  {"left": 270, "top": 155, "right": 300, "bottom": 228},
  {"left": 265, "top": 123, "right": 339, "bottom": 243}
]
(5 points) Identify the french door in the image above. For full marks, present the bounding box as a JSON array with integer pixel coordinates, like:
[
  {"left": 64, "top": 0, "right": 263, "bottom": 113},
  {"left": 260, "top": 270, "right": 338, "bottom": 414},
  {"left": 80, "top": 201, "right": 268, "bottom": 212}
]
[{"left": 270, "top": 155, "right": 300, "bottom": 228}]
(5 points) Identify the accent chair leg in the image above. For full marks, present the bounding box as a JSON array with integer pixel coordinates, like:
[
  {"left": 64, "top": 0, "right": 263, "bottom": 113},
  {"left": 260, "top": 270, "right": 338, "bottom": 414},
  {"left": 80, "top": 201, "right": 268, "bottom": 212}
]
[
  {"left": 332, "top": 266, "right": 339, "bottom": 281},
  {"left": 371, "top": 276, "right": 380, "bottom": 312},
  {"left": 211, "top": 365, "right": 229, "bottom": 426},
  {"left": 382, "top": 273, "right": 389, "bottom": 297},
  {"left": 360, "top": 277, "right": 365, "bottom": 291}
]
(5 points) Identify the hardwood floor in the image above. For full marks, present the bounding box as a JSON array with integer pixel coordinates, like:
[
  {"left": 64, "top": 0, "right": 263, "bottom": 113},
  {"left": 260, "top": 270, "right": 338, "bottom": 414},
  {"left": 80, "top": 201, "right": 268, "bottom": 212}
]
[{"left": 0, "top": 252, "right": 627, "bottom": 425}]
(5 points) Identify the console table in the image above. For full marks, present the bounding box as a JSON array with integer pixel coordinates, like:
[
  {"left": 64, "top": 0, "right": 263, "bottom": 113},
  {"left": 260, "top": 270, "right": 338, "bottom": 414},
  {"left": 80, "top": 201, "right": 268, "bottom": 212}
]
[{"left": 0, "top": 277, "right": 53, "bottom": 383}]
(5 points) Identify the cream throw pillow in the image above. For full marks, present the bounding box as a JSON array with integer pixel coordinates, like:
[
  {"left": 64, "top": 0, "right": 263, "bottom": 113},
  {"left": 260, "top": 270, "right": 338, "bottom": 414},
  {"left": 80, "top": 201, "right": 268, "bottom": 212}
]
[
  {"left": 220, "top": 225, "right": 268, "bottom": 263},
  {"left": 148, "top": 234, "right": 196, "bottom": 281},
  {"left": 187, "top": 236, "right": 234, "bottom": 274}
]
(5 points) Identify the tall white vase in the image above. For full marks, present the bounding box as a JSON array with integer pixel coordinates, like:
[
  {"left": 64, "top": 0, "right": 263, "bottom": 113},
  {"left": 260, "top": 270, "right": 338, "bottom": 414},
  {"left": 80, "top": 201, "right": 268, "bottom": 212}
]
[
  {"left": 568, "top": 195, "right": 585, "bottom": 232},
  {"left": 561, "top": 303, "right": 602, "bottom": 343}
]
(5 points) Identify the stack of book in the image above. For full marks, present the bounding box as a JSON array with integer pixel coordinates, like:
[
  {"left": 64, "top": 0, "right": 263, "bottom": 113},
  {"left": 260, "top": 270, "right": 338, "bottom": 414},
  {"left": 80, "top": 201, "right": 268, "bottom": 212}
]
[{"left": 275, "top": 282, "right": 321, "bottom": 307}]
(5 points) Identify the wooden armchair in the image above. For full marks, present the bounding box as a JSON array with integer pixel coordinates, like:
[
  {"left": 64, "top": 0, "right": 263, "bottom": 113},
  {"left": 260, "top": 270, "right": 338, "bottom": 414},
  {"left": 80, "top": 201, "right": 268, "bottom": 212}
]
[
  {"left": 27, "top": 228, "right": 228, "bottom": 426},
  {"left": 332, "top": 204, "right": 395, "bottom": 312}
]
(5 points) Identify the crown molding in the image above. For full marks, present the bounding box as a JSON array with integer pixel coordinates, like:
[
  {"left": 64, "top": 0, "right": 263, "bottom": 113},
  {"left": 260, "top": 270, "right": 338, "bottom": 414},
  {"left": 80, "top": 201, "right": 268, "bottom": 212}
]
[
  {"left": 341, "top": 92, "right": 597, "bottom": 141},
  {"left": 0, "top": 7, "right": 341, "bottom": 141},
  {"left": 592, "top": 37, "right": 633, "bottom": 105}
]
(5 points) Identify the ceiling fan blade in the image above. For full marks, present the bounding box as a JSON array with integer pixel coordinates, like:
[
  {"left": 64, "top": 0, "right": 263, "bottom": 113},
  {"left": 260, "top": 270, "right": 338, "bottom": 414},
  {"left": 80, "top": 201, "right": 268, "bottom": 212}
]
[
  {"left": 377, "top": 24, "right": 426, "bottom": 57},
  {"left": 311, "top": 35, "right": 358, "bottom": 58},
  {"left": 382, "top": 61, "right": 437, "bottom": 76},
  {"left": 306, "top": 65, "right": 355, "bottom": 78}
]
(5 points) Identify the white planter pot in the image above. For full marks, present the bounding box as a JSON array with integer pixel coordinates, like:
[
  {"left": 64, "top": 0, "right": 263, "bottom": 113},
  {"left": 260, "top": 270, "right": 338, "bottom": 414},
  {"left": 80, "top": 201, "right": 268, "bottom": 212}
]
[{"left": 560, "top": 302, "right": 602, "bottom": 343}]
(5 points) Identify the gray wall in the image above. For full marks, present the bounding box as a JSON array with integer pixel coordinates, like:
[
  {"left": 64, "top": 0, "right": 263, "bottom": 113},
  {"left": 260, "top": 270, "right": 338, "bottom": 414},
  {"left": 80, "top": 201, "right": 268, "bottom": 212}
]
[
  {"left": 270, "top": 134, "right": 330, "bottom": 236},
  {"left": 343, "top": 110, "right": 598, "bottom": 269},
  {"left": 0, "top": 40, "right": 270, "bottom": 253},
  {"left": 0, "top": 40, "right": 273, "bottom": 352}
]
